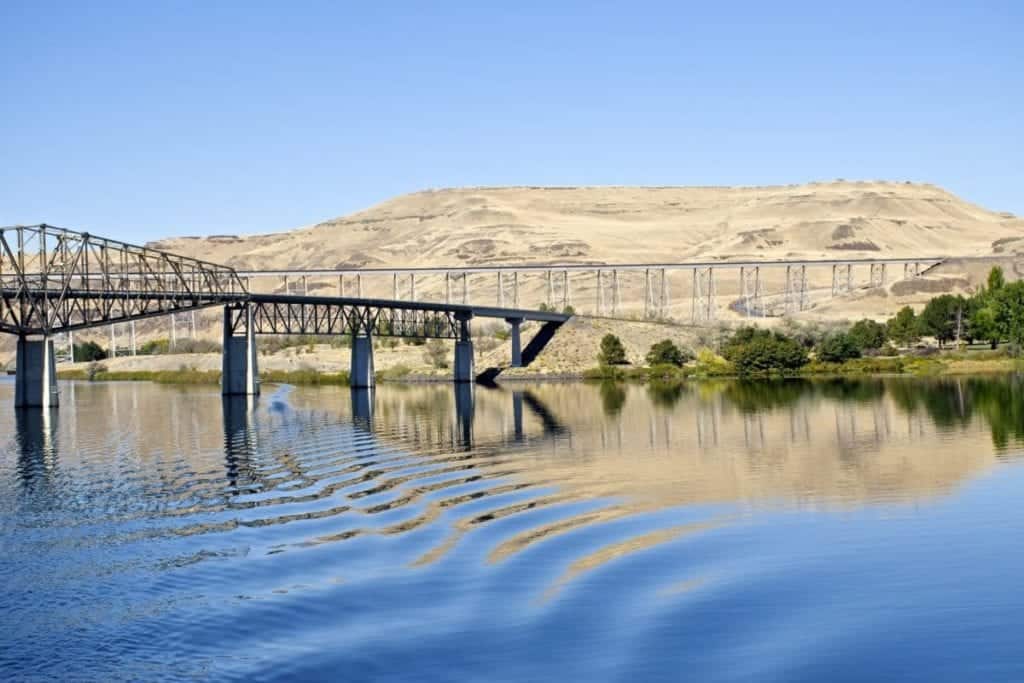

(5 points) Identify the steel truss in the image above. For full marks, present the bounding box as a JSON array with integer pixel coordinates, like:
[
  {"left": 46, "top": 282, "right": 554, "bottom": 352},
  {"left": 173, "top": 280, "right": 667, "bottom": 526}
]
[
  {"left": 691, "top": 267, "right": 716, "bottom": 323},
  {"left": 229, "top": 300, "right": 467, "bottom": 340},
  {"left": 0, "top": 224, "right": 246, "bottom": 335},
  {"left": 784, "top": 265, "right": 808, "bottom": 314},
  {"left": 740, "top": 266, "right": 763, "bottom": 317},
  {"left": 831, "top": 263, "right": 853, "bottom": 297},
  {"left": 869, "top": 263, "right": 887, "bottom": 288}
]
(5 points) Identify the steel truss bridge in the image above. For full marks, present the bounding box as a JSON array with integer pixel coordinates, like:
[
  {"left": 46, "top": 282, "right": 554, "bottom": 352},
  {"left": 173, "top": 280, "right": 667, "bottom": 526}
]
[{"left": 0, "top": 224, "right": 569, "bottom": 408}]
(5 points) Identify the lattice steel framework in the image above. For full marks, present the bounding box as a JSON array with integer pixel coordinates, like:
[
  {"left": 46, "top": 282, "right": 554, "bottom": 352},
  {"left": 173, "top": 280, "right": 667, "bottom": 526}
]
[
  {"left": 740, "top": 266, "right": 763, "bottom": 317},
  {"left": 831, "top": 263, "right": 853, "bottom": 297},
  {"left": 0, "top": 224, "right": 246, "bottom": 335},
  {"left": 691, "top": 267, "right": 716, "bottom": 323},
  {"left": 869, "top": 263, "right": 887, "bottom": 288},
  {"left": 230, "top": 300, "right": 467, "bottom": 340},
  {"left": 784, "top": 265, "right": 809, "bottom": 314}
]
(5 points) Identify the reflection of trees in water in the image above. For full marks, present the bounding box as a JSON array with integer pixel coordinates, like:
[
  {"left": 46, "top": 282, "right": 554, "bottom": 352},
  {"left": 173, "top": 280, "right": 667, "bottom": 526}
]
[
  {"left": 814, "top": 377, "right": 886, "bottom": 404},
  {"left": 646, "top": 380, "right": 688, "bottom": 409},
  {"left": 888, "top": 376, "right": 1024, "bottom": 450},
  {"left": 720, "top": 379, "right": 809, "bottom": 413},
  {"left": 599, "top": 382, "right": 626, "bottom": 416}
]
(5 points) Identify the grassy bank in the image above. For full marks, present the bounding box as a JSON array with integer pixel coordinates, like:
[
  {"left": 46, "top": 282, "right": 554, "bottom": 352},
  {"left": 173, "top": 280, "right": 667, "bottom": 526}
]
[{"left": 583, "top": 354, "right": 1024, "bottom": 383}]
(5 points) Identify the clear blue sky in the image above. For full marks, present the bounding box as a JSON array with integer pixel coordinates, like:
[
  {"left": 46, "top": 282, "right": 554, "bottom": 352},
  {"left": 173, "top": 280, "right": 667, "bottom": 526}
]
[{"left": 2, "top": 1, "right": 1021, "bottom": 243}]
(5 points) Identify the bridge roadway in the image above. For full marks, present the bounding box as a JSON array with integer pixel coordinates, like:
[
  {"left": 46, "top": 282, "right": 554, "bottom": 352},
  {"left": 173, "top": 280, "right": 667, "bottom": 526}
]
[{"left": 0, "top": 224, "right": 568, "bottom": 409}]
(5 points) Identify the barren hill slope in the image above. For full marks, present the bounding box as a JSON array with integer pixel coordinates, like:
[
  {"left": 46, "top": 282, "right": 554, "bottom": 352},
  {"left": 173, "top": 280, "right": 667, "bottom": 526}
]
[{"left": 153, "top": 181, "right": 1024, "bottom": 270}]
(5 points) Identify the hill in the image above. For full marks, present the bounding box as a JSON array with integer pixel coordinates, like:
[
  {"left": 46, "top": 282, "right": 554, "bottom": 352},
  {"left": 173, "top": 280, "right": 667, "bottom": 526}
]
[{"left": 152, "top": 181, "right": 1024, "bottom": 269}]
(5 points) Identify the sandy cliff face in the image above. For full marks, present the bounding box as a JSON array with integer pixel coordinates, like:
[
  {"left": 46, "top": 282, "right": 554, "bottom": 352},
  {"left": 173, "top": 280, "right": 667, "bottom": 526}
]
[{"left": 151, "top": 181, "right": 1024, "bottom": 270}]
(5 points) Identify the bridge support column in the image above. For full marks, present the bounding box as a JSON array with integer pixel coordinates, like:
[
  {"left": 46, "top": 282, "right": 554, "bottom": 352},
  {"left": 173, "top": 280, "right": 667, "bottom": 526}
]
[
  {"left": 454, "top": 340, "right": 474, "bottom": 382},
  {"left": 350, "top": 334, "right": 375, "bottom": 388},
  {"left": 15, "top": 337, "right": 59, "bottom": 409},
  {"left": 454, "top": 312, "right": 474, "bottom": 382},
  {"left": 506, "top": 317, "right": 523, "bottom": 367},
  {"left": 222, "top": 305, "right": 260, "bottom": 396}
]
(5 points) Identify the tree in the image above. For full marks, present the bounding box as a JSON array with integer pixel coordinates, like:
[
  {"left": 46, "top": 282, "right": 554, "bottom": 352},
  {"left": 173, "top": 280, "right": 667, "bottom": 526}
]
[
  {"left": 968, "top": 305, "right": 1002, "bottom": 349},
  {"left": 645, "top": 339, "right": 691, "bottom": 367},
  {"left": 598, "top": 334, "right": 628, "bottom": 365},
  {"left": 817, "top": 333, "right": 862, "bottom": 362},
  {"left": 988, "top": 266, "right": 1006, "bottom": 293},
  {"left": 74, "top": 340, "right": 107, "bottom": 362},
  {"left": 993, "top": 281, "right": 1024, "bottom": 354},
  {"left": 730, "top": 334, "right": 809, "bottom": 376},
  {"left": 848, "top": 319, "right": 886, "bottom": 351},
  {"left": 886, "top": 306, "right": 920, "bottom": 347},
  {"left": 721, "top": 327, "right": 768, "bottom": 361},
  {"left": 918, "top": 294, "right": 964, "bottom": 347}
]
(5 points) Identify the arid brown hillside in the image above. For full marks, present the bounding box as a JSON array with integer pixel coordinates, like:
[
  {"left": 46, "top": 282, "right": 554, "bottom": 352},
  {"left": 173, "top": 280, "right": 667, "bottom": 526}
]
[{"left": 152, "top": 181, "right": 1024, "bottom": 269}]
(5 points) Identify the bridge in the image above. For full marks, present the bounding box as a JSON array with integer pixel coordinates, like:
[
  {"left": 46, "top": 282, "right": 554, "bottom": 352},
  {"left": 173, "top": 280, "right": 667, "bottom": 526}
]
[
  {"left": 0, "top": 224, "right": 570, "bottom": 409},
  {"left": 234, "top": 255, "right": 946, "bottom": 321}
]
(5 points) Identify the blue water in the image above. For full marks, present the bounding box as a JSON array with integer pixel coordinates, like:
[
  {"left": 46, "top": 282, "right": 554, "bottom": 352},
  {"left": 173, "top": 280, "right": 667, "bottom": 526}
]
[{"left": 2, "top": 376, "right": 1024, "bottom": 681}]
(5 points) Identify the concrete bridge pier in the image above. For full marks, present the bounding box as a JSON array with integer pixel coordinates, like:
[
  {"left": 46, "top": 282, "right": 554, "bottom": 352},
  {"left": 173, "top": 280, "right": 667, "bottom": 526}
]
[
  {"left": 15, "top": 336, "right": 60, "bottom": 409},
  {"left": 350, "top": 387, "right": 375, "bottom": 427},
  {"left": 506, "top": 316, "right": 523, "bottom": 367},
  {"left": 454, "top": 312, "right": 474, "bottom": 382},
  {"left": 350, "top": 333, "right": 375, "bottom": 388},
  {"left": 222, "top": 305, "right": 260, "bottom": 396}
]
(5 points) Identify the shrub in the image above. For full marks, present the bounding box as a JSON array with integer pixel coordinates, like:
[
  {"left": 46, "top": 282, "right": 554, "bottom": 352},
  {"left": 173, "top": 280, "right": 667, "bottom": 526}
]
[
  {"left": 562, "top": 305, "right": 576, "bottom": 315},
  {"left": 598, "top": 334, "right": 628, "bottom": 365},
  {"left": 645, "top": 339, "right": 691, "bottom": 367},
  {"left": 729, "top": 334, "right": 809, "bottom": 376},
  {"left": 848, "top": 319, "right": 887, "bottom": 350},
  {"left": 693, "top": 348, "right": 734, "bottom": 376},
  {"left": 74, "top": 340, "right": 107, "bottom": 362},
  {"left": 424, "top": 340, "right": 449, "bottom": 369},
  {"left": 139, "top": 338, "right": 170, "bottom": 355},
  {"left": 817, "top": 333, "right": 862, "bottom": 362},
  {"left": 86, "top": 362, "right": 107, "bottom": 381}
]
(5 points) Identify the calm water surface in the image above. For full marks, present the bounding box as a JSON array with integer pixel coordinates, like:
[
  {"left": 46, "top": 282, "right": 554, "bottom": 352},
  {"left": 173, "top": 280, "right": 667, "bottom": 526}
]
[{"left": 3, "top": 376, "right": 1024, "bottom": 681}]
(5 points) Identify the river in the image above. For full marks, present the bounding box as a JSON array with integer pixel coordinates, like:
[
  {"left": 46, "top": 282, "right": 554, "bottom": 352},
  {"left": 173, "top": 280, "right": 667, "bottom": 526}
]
[{"left": 3, "top": 376, "right": 1024, "bottom": 681}]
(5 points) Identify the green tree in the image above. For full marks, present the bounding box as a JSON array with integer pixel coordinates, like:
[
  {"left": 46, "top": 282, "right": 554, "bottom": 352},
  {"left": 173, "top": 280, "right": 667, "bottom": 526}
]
[
  {"left": 817, "top": 333, "right": 862, "bottom": 362},
  {"left": 918, "top": 294, "right": 965, "bottom": 347},
  {"left": 993, "top": 281, "right": 1024, "bottom": 354},
  {"left": 645, "top": 339, "right": 691, "bottom": 367},
  {"left": 730, "top": 334, "right": 809, "bottom": 376},
  {"left": 886, "top": 306, "right": 920, "bottom": 346},
  {"left": 720, "top": 326, "right": 768, "bottom": 361},
  {"left": 598, "top": 334, "right": 628, "bottom": 365},
  {"left": 988, "top": 266, "right": 1006, "bottom": 293},
  {"left": 74, "top": 340, "right": 107, "bottom": 362},
  {"left": 847, "top": 319, "right": 887, "bottom": 350},
  {"left": 968, "top": 305, "right": 1002, "bottom": 349}
]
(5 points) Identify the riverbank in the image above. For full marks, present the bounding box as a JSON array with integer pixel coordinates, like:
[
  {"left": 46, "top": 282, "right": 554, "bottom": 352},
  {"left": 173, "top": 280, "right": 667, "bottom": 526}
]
[
  {"left": 51, "top": 352, "right": 1024, "bottom": 387},
  {"left": 581, "top": 352, "right": 1024, "bottom": 383}
]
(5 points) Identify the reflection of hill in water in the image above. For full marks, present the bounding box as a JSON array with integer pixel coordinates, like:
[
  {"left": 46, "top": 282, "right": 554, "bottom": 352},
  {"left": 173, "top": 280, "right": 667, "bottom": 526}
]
[
  {"left": 308, "top": 377, "right": 1024, "bottom": 511},
  {"left": 4, "top": 376, "right": 1024, "bottom": 601}
]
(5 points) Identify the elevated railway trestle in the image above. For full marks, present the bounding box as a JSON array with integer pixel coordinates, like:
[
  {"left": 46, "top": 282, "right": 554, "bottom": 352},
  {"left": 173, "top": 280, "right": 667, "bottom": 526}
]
[
  {"left": 235, "top": 255, "right": 945, "bottom": 322},
  {"left": 1, "top": 224, "right": 569, "bottom": 409}
]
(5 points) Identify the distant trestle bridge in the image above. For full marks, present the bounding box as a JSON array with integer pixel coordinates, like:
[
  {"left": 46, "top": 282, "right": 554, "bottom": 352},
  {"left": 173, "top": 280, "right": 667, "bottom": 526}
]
[
  {"left": 0, "top": 224, "right": 568, "bottom": 408},
  {"left": 232, "top": 255, "right": 946, "bottom": 323}
]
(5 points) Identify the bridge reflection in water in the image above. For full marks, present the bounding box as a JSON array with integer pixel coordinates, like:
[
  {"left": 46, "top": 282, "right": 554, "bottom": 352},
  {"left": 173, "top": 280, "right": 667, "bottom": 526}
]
[
  {"left": 7, "top": 377, "right": 1023, "bottom": 508},
  {"left": 6, "top": 379, "right": 1024, "bottom": 680}
]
